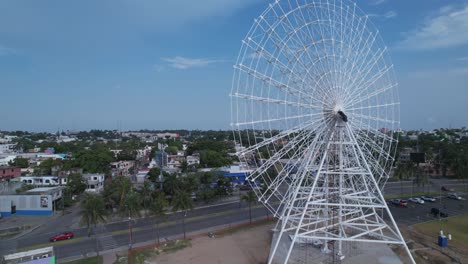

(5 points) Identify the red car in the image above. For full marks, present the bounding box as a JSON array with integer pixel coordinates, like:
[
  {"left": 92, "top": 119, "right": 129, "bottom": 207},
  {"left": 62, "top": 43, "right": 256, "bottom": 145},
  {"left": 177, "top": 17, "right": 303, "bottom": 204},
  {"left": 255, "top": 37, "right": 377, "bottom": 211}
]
[
  {"left": 399, "top": 200, "right": 408, "bottom": 207},
  {"left": 50, "top": 232, "right": 74, "bottom": 242}
]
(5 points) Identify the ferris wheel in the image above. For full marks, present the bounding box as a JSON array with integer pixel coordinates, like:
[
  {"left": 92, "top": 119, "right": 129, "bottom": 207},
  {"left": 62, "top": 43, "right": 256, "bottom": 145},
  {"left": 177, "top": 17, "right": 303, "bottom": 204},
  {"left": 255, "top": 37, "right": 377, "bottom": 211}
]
[{"left": 231, "top": 0, "right": 414, "bottom": 263}]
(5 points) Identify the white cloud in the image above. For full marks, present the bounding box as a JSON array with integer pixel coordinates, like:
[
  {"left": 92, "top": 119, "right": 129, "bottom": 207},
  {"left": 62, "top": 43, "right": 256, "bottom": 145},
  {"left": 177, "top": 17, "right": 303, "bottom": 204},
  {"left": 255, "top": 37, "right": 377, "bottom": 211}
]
[
  {"left": 384, "top": 11, "right": 397, "bottom": 19},
  {"left": 162, "top": 56, "right": 223, "bottom": 70},
  {"left": 457, "top": 56, "right": 468, "bottom": 61},
  {"left": 368, "top": 10, "right": 397, "bottom": 20},
  {"left": 370, "top": 0, "right": 386, "bottom": 6},
  {"left": 396, "top": 4, "right": 468, "bottom": 50},
  {"left": 0, "top": 45, "right": 15, "bottom": 56}
]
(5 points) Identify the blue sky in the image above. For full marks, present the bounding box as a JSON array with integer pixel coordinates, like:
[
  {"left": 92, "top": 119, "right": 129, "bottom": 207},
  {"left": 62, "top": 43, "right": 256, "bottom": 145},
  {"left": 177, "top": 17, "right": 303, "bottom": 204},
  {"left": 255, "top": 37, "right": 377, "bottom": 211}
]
[{"left": 0, "top": 0, "right": 467, "bottom": 132}]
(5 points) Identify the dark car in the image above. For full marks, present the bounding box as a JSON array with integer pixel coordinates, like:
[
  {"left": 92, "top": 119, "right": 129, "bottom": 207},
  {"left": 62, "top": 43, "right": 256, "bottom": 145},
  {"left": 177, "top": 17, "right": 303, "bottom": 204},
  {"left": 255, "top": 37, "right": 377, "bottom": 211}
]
[
  {"left": 430, "top": 208, "right": 448, "bottom": 218},
  {"left": 441, "top": 186, "right": 454, "bottom": 192},
  {"left": 50, "top": 232, "right": 74, "bottom": 242},
  {"left": 239, "top": 185, "right": 253, "bottom": 191}
]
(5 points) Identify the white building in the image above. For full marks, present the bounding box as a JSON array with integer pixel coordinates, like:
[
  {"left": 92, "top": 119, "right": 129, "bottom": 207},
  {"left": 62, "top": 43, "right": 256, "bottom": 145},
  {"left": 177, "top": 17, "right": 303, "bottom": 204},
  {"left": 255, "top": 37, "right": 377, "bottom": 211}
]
[
  {"left": 186, "top": 155, "right": 200, "bottom": 166},
  {"left": 0, "top": 144, "right": 16, "bottom": 154},
  {"left": 20, "top": 176, "right": 60, "bottom": 186},
  {"left": 82, "top": 174, "right": 105, "bottom": 193}
]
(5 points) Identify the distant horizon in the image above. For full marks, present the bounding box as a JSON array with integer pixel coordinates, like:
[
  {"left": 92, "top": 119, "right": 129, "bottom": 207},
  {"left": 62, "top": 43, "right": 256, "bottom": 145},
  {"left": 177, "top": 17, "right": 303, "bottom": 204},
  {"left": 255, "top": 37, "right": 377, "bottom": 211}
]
[{"left": 1, "top": 126, "right": 467, "bottom": 134}]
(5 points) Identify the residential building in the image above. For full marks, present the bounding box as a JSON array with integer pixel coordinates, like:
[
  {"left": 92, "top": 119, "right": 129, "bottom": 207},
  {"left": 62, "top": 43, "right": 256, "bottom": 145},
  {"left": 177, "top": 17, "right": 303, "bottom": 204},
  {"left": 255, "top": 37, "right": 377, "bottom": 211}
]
[
  {"left": 0, "top": 166, "right": 21, "bottom": 181},
  {"left": 0, "top": 144, "right": 16, "bottom": 154},
  {"left": 186, "top": 155, "right": 200, "bottom": 166},
  {"left": 19, "top": 176, "right": 60, "bottom": 186},
  {"left": 82, "top": 173, "right": 105, "bottom": 193}
]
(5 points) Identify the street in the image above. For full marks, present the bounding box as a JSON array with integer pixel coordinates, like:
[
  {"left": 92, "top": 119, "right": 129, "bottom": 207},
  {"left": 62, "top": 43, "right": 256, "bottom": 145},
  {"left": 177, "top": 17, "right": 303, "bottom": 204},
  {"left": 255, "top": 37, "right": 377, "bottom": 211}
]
[{"left": 0, "top": 179, "right": 466, "bottom": 261}]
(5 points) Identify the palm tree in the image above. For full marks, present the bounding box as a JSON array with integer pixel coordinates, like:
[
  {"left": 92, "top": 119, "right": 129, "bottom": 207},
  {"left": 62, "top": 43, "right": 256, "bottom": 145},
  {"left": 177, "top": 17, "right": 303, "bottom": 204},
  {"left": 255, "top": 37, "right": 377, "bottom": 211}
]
[
  {"left": 149, "top": 192, "right": 168, "bottom": 245},
  {"left": 115, "top": 176, "right": 132, "bottom": 209},
  {"left": 171, "top": 191, "right": 194, "bottom": 239},
  {"left": 80, "top": 193, "right": 108, "bottom": 237},
  {"left": 163, "top": 174, "right": 180, "bottom": 196},
  {"left": 242, "top": 190, "right": 257, "bottom": 224},
  {"left": 120, "top": 190, "right": 142, "bottom": 218},
  {"left": 139, "top": 180, "right": 154, "bottom": 217}
]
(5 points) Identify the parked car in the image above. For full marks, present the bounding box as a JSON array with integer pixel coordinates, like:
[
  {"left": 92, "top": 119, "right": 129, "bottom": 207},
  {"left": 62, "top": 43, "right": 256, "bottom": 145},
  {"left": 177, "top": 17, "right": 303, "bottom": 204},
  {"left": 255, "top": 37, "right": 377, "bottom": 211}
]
[
  {"left": 441, "top": 186, "right": 454, "bottom": 192},
  {"left": 421, "top": 196, "right": 436, "bottom": 202},
  {"left": 239, "top": 185, "right": 252, "bottom": 191},
  {"left": 409, "top": 197, "right": 424, "bottom": 204},
  {"left": 388, "top": 199, "right": 400, "bottom": 206},
  {"left": 399, "top": 200, "right": 408, "bottom": 207},
  {"left": 430, "top": 208, "right": 448, "bottom": 218},
  {"left": 447, "top": 193, "right": 462, "bottom": 200},
  {"left": 49, "top": 232, "right": 74, "bottom": 242}
]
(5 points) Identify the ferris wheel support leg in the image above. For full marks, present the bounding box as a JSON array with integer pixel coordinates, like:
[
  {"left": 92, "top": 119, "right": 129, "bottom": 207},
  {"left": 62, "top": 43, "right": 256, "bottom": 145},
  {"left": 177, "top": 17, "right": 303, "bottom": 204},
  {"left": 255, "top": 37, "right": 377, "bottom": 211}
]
[{"left": 346, "top": 125, "right": 416, "bottom": 264}]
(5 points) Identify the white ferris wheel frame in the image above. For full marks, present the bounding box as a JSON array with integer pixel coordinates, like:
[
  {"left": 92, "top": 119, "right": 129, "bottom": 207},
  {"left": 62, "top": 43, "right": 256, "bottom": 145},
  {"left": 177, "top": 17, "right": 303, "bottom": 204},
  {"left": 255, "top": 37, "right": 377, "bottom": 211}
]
[{"left": 231, "top": 0, "right": 415, "bottom": 263}]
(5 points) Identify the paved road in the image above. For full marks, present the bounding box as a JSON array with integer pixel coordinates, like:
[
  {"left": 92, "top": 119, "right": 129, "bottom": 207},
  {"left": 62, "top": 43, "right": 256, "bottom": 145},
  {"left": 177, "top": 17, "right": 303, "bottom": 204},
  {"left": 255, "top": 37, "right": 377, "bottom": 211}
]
[{"left": 1, "top": 179, "right": 466, "bottom": 260}]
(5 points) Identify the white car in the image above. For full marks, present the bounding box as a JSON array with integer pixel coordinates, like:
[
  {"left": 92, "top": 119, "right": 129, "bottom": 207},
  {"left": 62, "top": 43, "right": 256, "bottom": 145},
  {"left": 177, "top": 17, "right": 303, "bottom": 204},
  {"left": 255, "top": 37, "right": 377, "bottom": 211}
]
[
  {"left": 447, "top": 193, "right": 462, "bottom": 200},
  {"left": 409, "top": 197, "right": 424, "bottom": 204},
  {"left": 421, "top": 196, "right": 436, "bottom": 202}
]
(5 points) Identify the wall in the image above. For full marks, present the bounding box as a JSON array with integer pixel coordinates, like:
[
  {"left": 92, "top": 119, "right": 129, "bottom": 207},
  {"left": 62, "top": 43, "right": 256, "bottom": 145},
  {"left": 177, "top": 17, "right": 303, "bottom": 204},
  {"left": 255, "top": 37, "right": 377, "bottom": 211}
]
[{"left": 0, "top": 195, "right": 53, "bottom": 216}]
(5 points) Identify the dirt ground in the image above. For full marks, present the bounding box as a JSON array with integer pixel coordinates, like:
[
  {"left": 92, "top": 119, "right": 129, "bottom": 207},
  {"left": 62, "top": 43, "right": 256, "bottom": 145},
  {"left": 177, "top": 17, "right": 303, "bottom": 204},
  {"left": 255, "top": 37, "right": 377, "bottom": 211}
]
[
  {"left": 144, "top": 222, "right": 467, "bottom": 264},
  {"left": 150, "top": 224, "right": 273, "bottom": 264},
  {"left": 393, "top": 225, "right": 468, "bottom": 264}
]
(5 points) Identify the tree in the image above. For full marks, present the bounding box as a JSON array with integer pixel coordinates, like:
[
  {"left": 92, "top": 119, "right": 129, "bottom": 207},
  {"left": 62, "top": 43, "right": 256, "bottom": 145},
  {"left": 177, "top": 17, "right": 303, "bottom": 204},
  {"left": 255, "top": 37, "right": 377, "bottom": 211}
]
[
  {"left": 149, "top": 192, "right": 168, "bottom": 244},
  {"left": 9, "top": 157, "right": 29, "bottom": 168},
  {"left": 171, "top": 191, "right": 194, "bottom": 239},
  {"left": 121, "top": 190, "right": 142, "bottom": 218},
  {"left": 138, "top": 181, "right": 154, "bottom": 217},
  {"left": 241, "top": 190, "right": 257, "bottom": 224},
  {"left": 67, "top": 173, "right": 87, "bottom": 196},
  {"left": 80, "top": 193, "right": 107, "bottom": 237},
  {"left": 163, "top": 174, "right": 181, "bottom": 196}
]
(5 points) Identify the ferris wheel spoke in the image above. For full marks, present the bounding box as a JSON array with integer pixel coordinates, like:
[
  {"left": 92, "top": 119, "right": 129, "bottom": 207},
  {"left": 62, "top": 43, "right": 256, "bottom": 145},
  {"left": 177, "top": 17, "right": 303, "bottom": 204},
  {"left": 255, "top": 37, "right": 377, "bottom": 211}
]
[
  {"left": 234, "top": 111, "right": 323, "bottom": 127},
  {"left": 259, "top": 125, "right": 329, "bottom": 204},
  {"left": 235, "top": 120, "right": 317, "bottom": 157},
  {"left": 241, "top": 36, "right": 322, "bottom": 94},
  {"left": 262, "top": 6, "right": 337, "bottom": 93},
  {"left": 347, "top": 62, "right": 394, "bottom": 103},
  {"left": 347, "top": 47, "right": 389, "bottom": 98},
  {"left": 342, "top": 29, "right": 377, "bottom": 93},
  {"left": 249, "top": 129, "right": 317, "bottom": 182},
  {"left": 351, "top": 113, "right": 397, "bottom": 126},
  {"left": 346, "top": 82, "right": 398, "bottom": 108},
  {"left": 346, "top": 102, "right": 399, "bottom": 112},
  {"left": 231, "top": 92, "right": 322, "bottom": 110},
  {"left": 274, "top": 4, "right": 336, "bottom": 91},
  {"left": 234, "top": 63, "right": 315, "bottom": 102}
]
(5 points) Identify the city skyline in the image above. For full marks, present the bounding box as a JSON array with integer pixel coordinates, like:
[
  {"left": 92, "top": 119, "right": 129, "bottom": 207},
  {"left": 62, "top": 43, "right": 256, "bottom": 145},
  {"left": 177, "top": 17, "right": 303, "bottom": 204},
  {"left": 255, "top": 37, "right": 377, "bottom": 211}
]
[{"left": 0, "top": 0, "right": 467, "bottom": 132}]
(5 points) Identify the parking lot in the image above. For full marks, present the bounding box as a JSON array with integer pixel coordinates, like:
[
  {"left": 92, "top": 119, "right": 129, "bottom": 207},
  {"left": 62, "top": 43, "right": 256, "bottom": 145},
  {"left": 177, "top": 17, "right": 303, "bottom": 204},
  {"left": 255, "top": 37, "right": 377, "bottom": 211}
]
[{"left": 387, "top": 194, "right": 468, "bottom": 226}]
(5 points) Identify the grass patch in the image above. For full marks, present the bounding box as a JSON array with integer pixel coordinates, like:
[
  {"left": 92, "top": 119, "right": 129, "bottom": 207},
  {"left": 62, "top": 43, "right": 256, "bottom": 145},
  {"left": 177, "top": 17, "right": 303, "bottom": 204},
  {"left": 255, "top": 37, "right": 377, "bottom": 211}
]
[
  {"left": 384, "top": 192, "right": 441, "bottom": 199},
  {"left": 66, "top": 256, "right": 103, "bottom": 264},
  {"left": 161, "top": 240, "right": 191, "bottom": 254},
  {"left": 413, "top": 214, "right": 468, "bottom": 247},
  {"left": 0, "top": 231, "right": 21, "bottom": 240}
]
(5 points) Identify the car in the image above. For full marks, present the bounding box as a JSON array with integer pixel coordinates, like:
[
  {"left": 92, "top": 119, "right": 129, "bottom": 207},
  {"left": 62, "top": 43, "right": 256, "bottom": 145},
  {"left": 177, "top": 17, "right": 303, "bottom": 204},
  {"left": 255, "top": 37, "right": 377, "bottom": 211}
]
[
  {"left": 447, "top": 193, "right": 462, "bottom": 200},
  {"left": 49, "top": 232, "right": 74, "bottom": 242},
  {"left": 399, "top": 200, "right": 408, "bottom": 207},
  {"left": 421, "top": 196, "right": 436, "bottom": 202},
  {"left": 409, "top": 197, "right": 424, "bottom": 204},
  {"left": 239, "top": 185, "right": 252, "bottom": 191},
  {"left": 388, "top": 199, "right": 400, "bottom": 206},
  {"left": 430, "top": 208, "right": 448, "bottom": 218},
  {"left": 441, "top": 186, "right": 454, "bottom": 192}
]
